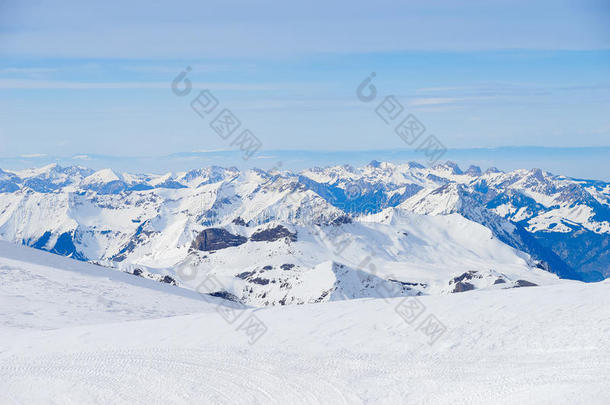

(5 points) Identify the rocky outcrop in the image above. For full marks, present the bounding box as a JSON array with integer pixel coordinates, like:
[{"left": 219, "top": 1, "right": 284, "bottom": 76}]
[
  {"left": 250, "top": 225, "right": 297, "bottom": 242},
  {"left": 514, "top": 279, "right": 538, "bottom": 287},
  {"left": 452, "top": 281, "right": 475, "bottom": 293},
  {"left": 161, "top": 275, "right": 177, "bottom": 285},
  {"left": 112, "top": 221, "right": 156, "bottom": 262},
  {"left": 191, "top": 228, "right": 247, "bottom": 251},
  {"left": 209, "top": 291, "right": 241, "bottom": 302},
  {"left": 232, "top": 217, "right": 247, "bottom": 226},
  {"left": 451, "top": 271, "right": 481, "bottom": 284},
  {"left": 330, "top": 215, "right": 353, "bottom": 225}
]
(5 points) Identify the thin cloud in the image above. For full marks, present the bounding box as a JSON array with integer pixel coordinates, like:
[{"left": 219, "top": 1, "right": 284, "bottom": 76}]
[
  {"left": 408, "top": 98, "right": 460, "bottom": 106},
  {"left": 20, "top": 153, "right": 47, "bottom": 158},
  {"left": 0, "top": 67, "right": 58, "bottom": 74},
  {"left": 0, "top": 79, "right": 281, "bottom": 91}
]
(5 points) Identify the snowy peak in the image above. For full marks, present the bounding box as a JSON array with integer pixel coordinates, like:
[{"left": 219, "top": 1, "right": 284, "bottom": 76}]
[
  {"left": 465, "top": 165, "right": 482, "bottom": 176},
  {"left": 434, "top": 161, "right": 463, "bottom": 175},
  {"left": 82, "top": 168, "right": 122, "bottom": 185},
  {"left": 0, "top": 161, "right": 608, "bottom": 282},
  {"left": 399, "top": 183, "right": 471, "bottom": 215}
]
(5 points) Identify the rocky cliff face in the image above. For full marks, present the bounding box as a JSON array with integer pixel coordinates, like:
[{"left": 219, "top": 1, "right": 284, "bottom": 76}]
[{"left": 191, "top": 228, "right": 247, "bottom": 251}]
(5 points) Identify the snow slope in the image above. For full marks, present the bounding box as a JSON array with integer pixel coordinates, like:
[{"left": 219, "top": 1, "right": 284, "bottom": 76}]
[
  {"left": 0, "top": 240, "right": 214, "bottom": 331},
  {"left": 1, "top": 242, "right": 609, "bottom": 404}
]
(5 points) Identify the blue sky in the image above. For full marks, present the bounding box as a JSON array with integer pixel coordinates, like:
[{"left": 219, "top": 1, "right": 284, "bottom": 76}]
[{"left": 0, "top": 0, "right": 609, "bottom": 168}]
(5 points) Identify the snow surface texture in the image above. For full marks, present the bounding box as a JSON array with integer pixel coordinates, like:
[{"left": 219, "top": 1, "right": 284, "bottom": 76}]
[{"left": 1, "top": 242, "right": 609, "bottom": 404}]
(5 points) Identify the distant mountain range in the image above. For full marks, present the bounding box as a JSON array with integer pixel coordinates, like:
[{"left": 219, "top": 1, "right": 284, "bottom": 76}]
[
  {"left": 0, "top": 161, "right": 608, "bottom": 306},
  {"left": 1, "top": 146, "right": 609, "bottom": 180}
]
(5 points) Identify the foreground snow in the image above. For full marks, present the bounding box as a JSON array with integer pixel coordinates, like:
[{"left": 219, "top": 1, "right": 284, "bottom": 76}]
[{"left": 1, "top": 242, "right": 609, "bottom": 404}]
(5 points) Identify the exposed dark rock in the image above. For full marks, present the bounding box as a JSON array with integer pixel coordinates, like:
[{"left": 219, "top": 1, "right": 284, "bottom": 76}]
[
  {"left": 452, "top": 281, "right": 475, "bottom": 293},
  {"left": 209, "top": 291, "right": 241, "bottom": 302},
  {"left": 314, "top": 289, "right": 331, "bottom": 303},
  {"left": 451, "top": 271, "right": 480, "bottom": 284},
  {"left": 514, "top": 279, "right": 538, "bottom": 287},
  {"left": 250, "top": 277, "right": 270, "bottom": 285},
  {"left": 236, "top": 270, "right": 255, "bottom": 279},
  {"left": 191, "top": 228, "right": 247, "bottom": 251},
  {"left": 262, "top": 265, "right": 273, "bottom": 270},
  {"left": 388, "top": 279, "right": 427, "bottom": 287},
  {"left": 250, "top": 225, "right": 297, "bottom": 242},
  {"left": 232, "top": 217, "right": 247, "bottom": 226},
  {"left": 330, "top": 215, "right": 353, "bottom": 225},
  {"left": 493, "top": 278, "right": 506, "bottom": 284},
  {"left": 132, "top": 268, "right": 143, "bottom": 277},
  {"left": 161, "top": 275, "right": 176, "bottom": 285},
  {"left": 280, "top": 263, "right": 295, "bottom": 270}
]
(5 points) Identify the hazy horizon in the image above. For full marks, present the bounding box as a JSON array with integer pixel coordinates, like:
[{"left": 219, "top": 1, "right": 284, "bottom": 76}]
[{"left": 1, "top": 146, "right": 609, "bottom": 181}]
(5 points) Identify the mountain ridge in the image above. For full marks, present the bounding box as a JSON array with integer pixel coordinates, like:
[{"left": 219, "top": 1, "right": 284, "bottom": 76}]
[{"left": 0, "top": 160, "right": 607, "bottom": 306}]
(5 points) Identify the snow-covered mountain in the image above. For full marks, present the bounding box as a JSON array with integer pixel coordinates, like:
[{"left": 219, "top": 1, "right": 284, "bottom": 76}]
[{"left": 0, "top": 161, "right": 608, "bottom": 306}]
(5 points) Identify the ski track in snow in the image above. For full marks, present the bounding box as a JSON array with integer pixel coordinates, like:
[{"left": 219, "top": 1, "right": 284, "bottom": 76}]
[
  {"left": 1, "top": 241, "right": 610, "bottom": 404},
  {"left": 0, "top": 349, "right": 354, "bottom": 405},
  {"left": 1, "top": 348, "right": 609, "bottom": 404}
]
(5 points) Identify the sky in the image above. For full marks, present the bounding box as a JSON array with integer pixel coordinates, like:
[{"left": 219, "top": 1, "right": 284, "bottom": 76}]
[{"left": 0, "top": 0, "right": 609, "bottom": 175}]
